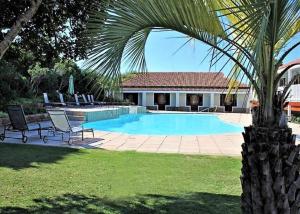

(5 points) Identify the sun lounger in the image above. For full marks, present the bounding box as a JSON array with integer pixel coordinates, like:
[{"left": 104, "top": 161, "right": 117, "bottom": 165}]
[
  {"left": 87, "top": 95, "right": 93, "bottom": 104},
  {"left": 43, "top": 110, "right": 94, "bottom": 144},
  {"left": 74, "top": 94, "right": 90, "bottom": 106},
  {"left": 58, "top": 93, "right": 77, "bottom": 106},
  {"left": 91, "top": 95, "right": 106, "bottom": 106},
  {"left": 43, "top": 93, "right": 65, "bottom": 107},
  {"left": 82, "top": 94, "right": 93, "bottom": 105},
  {"left": 0, "top": 105, "right": 50, "bottom": 143}
]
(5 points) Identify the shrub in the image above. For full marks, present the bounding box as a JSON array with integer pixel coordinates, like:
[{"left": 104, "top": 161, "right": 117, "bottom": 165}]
[
  {"left": 0, "top": 111, "right": 7, "bottom": 118},
  {"left": 291, "top": 116, "right": 300, "bottom": 124},
  {"left": 8, "top": 97, "right": 45, "bottom": 115},
  {"left": 0, "top": 61, "right": 31, "bottom": 111}
]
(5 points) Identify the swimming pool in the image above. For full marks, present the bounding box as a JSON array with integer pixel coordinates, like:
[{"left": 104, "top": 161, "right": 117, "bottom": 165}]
[{"left": 83, "top": 113, "right": 243, "bottom": 135}]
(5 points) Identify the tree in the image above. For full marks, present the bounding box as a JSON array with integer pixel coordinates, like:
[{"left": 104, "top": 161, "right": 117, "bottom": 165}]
[
  {"left": 0, "top": 0, "right": 104, "bottom": 65},
  {"left": 84, "top": 0, "right": 300, "bottom": 213},
  {"left": 0, "top": 0, "right": 42, "bottom": 59}
]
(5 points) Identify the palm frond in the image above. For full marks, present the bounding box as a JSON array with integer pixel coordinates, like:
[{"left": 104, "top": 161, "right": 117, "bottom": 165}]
[{"left": 84, "top": 0, "right": 300, "bottom": 125}]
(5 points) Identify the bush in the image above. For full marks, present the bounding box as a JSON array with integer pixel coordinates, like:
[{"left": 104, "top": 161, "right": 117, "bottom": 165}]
[
  {"left": 291, "top": 116, "right": 300, "bottom": 124},
  {"left": 28, "top": 63, "right": 60, "bottom": 94},
  {"left": 8, "top": 97, "right": 46, "bottom": 115},
  {"left": 0, "top": 61, "right": 31, "bottom": 110},
  {"left": 0, "top": 59, "right": 110, "bottom": 112},
  {"left": 0, "top": 111, "right": 7, "bottom": 118}
]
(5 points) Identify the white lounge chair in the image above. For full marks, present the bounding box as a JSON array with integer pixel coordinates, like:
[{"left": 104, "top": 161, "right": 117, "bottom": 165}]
[
  {"left": 91, "top": 95, "right": 106, "bottom": 106},
  {"left": 43, "top": 110, "right": 94, "bottom": 144},
  {"left": 74, "top": 94, "right": 90, "bottom": 106},
  {"left": 82, "top": 94, "right": 93, "bottom": 105},
  {"left": 43, "top": 93, "right": 65, "bottom": 107}
]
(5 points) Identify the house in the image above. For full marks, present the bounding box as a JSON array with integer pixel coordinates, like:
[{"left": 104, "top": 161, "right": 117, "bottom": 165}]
[
  {"left": 121, "top": 72, "right": 251, "bottom": 113},
  {"left": 277, "top": 58, "right": 300, "bottom": 116}
]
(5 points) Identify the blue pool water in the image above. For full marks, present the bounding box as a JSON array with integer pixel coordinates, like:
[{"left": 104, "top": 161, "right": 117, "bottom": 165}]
[{"left": 83, "top": 113, "right": 243, "bottom": 135}]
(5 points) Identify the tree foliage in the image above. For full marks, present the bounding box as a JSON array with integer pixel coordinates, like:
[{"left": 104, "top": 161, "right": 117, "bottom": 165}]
[{"left": 0, "top": 0, "right": 104, "bottom": 66}]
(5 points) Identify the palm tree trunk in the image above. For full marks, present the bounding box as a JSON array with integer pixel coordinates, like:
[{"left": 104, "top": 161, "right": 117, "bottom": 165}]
[
  {"left": 241, "top": 126, "right": 300, "bottom": 214},
  {"left": 0, "top": 0, "right": 42, "bottom": 60}
]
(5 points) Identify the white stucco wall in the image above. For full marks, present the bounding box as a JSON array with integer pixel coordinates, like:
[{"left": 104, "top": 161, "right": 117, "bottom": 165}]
[
  {"left": 179, "top": 93, "right": 186, "bottom": 106},
  {"left": 138, "top": 93, "right": 142, "bottom": 106},
  {"left": 237, "top": 94, "right": 248, "bottom": 108},
  {"left": 170, "top": 93, "right": 176, "bottom": 106},
  {"left": 214, "top": 94, "right": 220, "bottom": 106},
  {"left": 203, "top": 94, "right": 210, "bottom": 107},
  {"left": 146, "top": 93, "right": 154, "bottom": 106}
]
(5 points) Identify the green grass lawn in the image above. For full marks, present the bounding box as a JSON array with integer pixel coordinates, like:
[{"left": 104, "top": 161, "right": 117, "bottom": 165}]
[{"left": 0, "top": 144, "right": 242, "bottom": 214}]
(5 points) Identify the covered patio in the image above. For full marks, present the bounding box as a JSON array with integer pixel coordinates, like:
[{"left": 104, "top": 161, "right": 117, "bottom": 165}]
[{"left": 121, "top": 72, "right": 251, "bottom": 112}]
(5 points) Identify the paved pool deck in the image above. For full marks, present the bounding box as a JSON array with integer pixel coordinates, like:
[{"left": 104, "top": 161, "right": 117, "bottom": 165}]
[{"left": 1, "top": 112, "right": 300, "bottom": 156}]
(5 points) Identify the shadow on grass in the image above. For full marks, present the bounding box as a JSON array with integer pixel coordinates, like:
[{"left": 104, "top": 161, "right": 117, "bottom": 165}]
[
  {"left": 0, "top": 143, "right": 81, "bottom": 170},
  {"left": 0, "top": 192, "right": 240, "bottom": 214}
]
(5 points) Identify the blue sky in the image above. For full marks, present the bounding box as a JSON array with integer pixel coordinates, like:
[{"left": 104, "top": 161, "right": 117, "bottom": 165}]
[
  {"left": 79, "top": 30, "right": 300, "bottom": 76},
  {"left": 122, "top": 31, "right": 233, "bottom": 75},
  {"left": 123, "top": 30, "right": 300, "bottom": 76}
]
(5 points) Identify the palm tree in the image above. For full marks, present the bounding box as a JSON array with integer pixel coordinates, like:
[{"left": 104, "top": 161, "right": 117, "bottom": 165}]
[{"left": 85, "top": 0, "right": 300, "bottom": 213}]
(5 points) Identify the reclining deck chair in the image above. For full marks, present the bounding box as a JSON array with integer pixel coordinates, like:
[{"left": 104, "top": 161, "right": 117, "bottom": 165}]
[
  {"left": 0, "top": 105, "right": 50, "bottom": 143},
  {"left": 43, "top": 93, "right": 65, "bottom": 107},
  {"left": 58, "top": 93, "right": 77, "bottom": 106},
  {"left": 90, "top": 95, "right": 106, "bottom": 106},
  {"left": 43, "top": 110, "right": 94, "bottom": 144},
  {"left": 82, "top": 94, "right": 94, "bottom": 105},
  {"left": 74, "top": 94, "right": 91, "bottom": 106}
]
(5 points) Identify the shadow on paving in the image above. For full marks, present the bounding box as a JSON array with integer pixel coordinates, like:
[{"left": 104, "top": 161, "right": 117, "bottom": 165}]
[
  {"left": 0, "top": 143, "right": 81, "bottom": 170},
  {"left": 0, "top": 192, "right": 241, "bottom": 214}
]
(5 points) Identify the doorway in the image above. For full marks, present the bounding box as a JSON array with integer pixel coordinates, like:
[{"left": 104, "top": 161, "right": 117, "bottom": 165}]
[
  {"left": 154, "top": 93, "right": 170, "bottom": 110},
  {"left": 220, "top": 94, "right": 237, "bottom": 112},
  {"left": 123, "top": 93, "right": 139, "bottom": 105}
]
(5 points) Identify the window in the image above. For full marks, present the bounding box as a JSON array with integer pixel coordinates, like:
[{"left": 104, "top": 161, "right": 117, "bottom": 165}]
[
  {"left": 154, "top": 93, "right": 170, "bottom": 105},
  {"left": 123, "top": 93, "right": 139, "bottom": 105},
  {"left": 293, "top": 76, "right": 300, "bottom": 85},
  {"left": 220, "top": 94, "right": 237, "bottom": 106},
  {"left": 279, "top": 78, "right": 286, "bottom": 86},
  {"left": 186, "top": 94, "right": 203, "bottom": 106}
]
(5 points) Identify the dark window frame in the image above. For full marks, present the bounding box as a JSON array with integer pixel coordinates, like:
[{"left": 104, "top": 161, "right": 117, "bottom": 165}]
[
  {"left": 186, "top": 94, "right": 203, "bottom": 106},
  {"left": 220, "top": 94, "right": 237, "bottom": 107}
]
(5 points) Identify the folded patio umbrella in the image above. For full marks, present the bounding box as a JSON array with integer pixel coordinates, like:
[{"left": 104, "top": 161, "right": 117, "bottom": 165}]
[{"left": 68, "top": 75, "right": 75, "bottom": 95}]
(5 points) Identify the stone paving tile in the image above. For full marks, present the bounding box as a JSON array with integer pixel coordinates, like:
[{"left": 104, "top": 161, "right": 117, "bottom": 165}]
[
  {"left": 137, "top": 145, "right": 161, "bottom": 153},
  {"left": 211, "top": 134, "right": 242, "bottom": 155},
  {"left": 117, "top": 135, "right": 149, "bottom": 151},
  {"left": 94, "top": 131, "right": 111, "bottom": 138},
  {"left": 179, "top": 136, "right": 199, "bottom": 154},
  {"left": 137, "top": 136, "right": 165, "bottom": 152},
  {"left": 97, "top": 132, "right": 125, "bottom": 145},
  {"left": 157, "top": 136, "right": 181, "bottom": 153},
  {"left": 99, "top": 134, "right": 129, "bottom": 150},
  {"left": 142, "top": 136, "right": 166, "bottom": 145},
  {"left": 197, "top": 135, "right": 221, "bottom": 154}
]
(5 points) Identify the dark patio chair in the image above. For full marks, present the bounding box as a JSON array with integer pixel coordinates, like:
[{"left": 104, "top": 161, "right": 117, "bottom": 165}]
[
  {"left": 43, "top": 110, "right": 94, "bottom": 145},
  {"left": 0, "top": 105, "right": 50, "bottom": 143}
]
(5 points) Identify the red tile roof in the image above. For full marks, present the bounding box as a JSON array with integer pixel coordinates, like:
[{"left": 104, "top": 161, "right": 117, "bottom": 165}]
[
  {"left": 121, "top": 72, "right": 249, "bottom": 89},
  {"left": 279, "top": 58, "right": 300, "bottom": 69}
]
